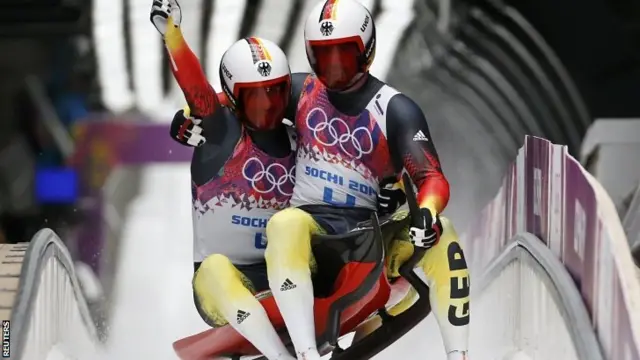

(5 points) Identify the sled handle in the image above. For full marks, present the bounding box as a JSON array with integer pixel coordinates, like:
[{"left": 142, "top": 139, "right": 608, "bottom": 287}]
[{"left": 399, "top": 173, "right": 428, "bottom": 273}]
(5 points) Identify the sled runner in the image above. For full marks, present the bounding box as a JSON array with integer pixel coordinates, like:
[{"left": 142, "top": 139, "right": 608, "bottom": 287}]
[{"left": 174, "top": 174, "right": 432, "bottom": 360}]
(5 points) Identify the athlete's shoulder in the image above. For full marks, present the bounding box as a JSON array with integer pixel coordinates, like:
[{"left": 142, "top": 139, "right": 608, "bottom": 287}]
[{"left": 386, "top": 92, "right": 427, "bottom": 125}]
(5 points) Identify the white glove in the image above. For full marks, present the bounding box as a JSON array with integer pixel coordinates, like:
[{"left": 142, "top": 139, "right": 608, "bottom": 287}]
[{"left": 150, "top": 0, "right": 182, "bottom": 36}]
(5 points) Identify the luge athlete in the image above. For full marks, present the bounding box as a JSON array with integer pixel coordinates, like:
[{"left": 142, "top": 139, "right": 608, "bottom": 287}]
[
  {"left": 263, "top": 1, "right": 471, "bottom": 359},
  {"left": 151, "top": 1, "right": 296, "bottom": 359}
]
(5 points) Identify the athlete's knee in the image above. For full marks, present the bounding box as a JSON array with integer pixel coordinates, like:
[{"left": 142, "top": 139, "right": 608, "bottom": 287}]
[
  {"left": 265, "top": 208, "right": 315, "bottom": 257},
  {"left": 195, "top": 254, "right": 256, "bottom": 306},
  {"left": 266, "top": 208, "right": 315, "bottom": 246},
  {"left": 196, "top": 254, "right": 243, "bottom": 291},
  {"left": 200, "top": 253, "right": 234, "bottom": 274},
  {"left": 265, "top": 208, "right": 318, "bottom": 269}
]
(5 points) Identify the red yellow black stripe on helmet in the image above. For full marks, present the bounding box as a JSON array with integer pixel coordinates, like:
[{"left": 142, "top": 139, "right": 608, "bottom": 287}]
[
  {"left": 319, "top": 0, "right": 340, "bottom": 22},
  {"left": 244, "top": 37, "right": 273, "bottom": 64}
]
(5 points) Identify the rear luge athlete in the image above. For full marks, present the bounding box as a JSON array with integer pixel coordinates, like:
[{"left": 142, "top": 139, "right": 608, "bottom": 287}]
[
  {"left": 150, "top": 1, "right": 297, "bottom": 359},
  {"left": 263, "top": 1, "right": 470, "bottom": 359}
]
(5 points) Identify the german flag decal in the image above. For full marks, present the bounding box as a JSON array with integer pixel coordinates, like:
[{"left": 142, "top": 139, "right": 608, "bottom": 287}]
[
  {"left": 244, "top": 37, "right": 273, "bottom": 64},
  {"left": 319, "top": 0, "right": 340, "bottom": 22}
]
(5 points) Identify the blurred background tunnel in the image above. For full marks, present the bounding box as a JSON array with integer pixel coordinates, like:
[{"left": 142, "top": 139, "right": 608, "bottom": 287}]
[{"left": 0, "top": 0, "right": 638, "bottom": 343}]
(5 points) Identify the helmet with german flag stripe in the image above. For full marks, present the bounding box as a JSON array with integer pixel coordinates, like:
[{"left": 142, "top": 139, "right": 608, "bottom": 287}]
[
  {"left": 219, "top": 37, "right": 292, "bottom": 130},
  {"left": 304, "top": 0, "right": 376, "bottom": 91}
]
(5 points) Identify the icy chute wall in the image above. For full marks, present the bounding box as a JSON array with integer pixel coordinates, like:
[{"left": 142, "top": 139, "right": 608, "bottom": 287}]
[
  {"left": 456, "top": 136, "right": 640, "bottom": 360},
  {"left": 4, "top": 136, "right": 640, "bottom": 360}
]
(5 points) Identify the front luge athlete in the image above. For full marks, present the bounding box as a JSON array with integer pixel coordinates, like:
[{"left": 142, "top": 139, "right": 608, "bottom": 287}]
[{"left": 263, "top": 1, "right": 471, "bottom": 359}]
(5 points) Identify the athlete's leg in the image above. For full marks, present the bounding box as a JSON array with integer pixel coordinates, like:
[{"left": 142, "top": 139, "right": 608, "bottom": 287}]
[
  {"left": 265, "top": 208, "right": 323, "bottom": 360},
  {"left": 193, "top": 254, "right": 295, "bottom": 360},
  {"left": 418, "top": 216, "right": 470, "bottom": 356},
  {"left": 353, "top": 217, "right": 470, "bottom": 358}
]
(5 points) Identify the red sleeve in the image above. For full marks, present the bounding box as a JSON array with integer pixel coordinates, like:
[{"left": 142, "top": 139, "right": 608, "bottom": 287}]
[
  {"left": 164, "top": 19, "right": 219, "bottom": 117},
  {"left": 404, "top": 147, "right": 450, "bottom": 214}
]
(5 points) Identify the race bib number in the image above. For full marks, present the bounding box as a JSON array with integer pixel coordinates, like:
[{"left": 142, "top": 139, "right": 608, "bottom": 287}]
[
  {"left": 254, "top": 232, "right": 267, "bottom": 249},
  {"left": 323, "top": 187, "right": 356, "bottom": 207},
  {"left": 231, "top": 215, "right": 268, "bottom": 249},
  {"left": 305, "top": 166, "right": 376, "bottom": 208}
]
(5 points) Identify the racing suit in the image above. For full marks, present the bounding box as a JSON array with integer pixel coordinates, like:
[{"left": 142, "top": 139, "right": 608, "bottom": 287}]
[
  {"left": 265, "top": 73, "right": 470, "bottom": 358},
  {"left": 162, "top": 20, "right": 298, "bottom": 360}
]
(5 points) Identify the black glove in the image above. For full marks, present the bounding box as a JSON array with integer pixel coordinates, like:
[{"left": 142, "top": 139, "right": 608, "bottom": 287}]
[
  {"left": 377, "top": 177, "right": 407, "bottom": 215},
  {"left": 409, "top": 208, "right": 443, "bottom": 249},
  {"left": 170, "top": 108, "right": 206, "bottom": 147}
]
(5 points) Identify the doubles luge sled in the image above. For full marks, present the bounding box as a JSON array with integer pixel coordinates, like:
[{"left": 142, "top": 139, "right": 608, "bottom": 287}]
[{"left": 174, "top": 174, "right": 432, "bottom": 360}]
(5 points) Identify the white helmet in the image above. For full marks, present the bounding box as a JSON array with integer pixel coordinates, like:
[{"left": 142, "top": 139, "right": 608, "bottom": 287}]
[
  {"left": 219, "top": 37, "right": 292, "bottom": 130},
  {"left": 304, "top": 0, "right": 376, "bottom": 91}
]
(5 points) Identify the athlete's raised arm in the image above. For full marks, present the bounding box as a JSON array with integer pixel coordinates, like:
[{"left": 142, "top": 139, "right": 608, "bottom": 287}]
[
  {"left": 386, "top": 94, "right": 450, "bottom": 217},
  {"left": 151, "top": 0, "right": 219, "bottom": 118}
]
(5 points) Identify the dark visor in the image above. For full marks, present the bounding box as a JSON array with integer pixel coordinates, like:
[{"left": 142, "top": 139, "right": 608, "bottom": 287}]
[
  {"left": 307, "top": 36, "right": 364, "bottom": 90},
  {"left": 234, "top": 76, "right": 291, "bottom": 130}
]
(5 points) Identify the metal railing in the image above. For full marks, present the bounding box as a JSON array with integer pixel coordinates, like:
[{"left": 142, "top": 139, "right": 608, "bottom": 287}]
[{"left": 10, "top": 229, "right": 100, "bottom": 359}]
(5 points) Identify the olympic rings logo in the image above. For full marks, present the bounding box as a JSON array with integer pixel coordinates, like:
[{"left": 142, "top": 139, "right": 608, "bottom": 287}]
[
  {"left": 305, "top": 108, "right": 373, "bottom": 159},
  {"left": 242, "top": 157, "right": 295, "bottom": 196}
]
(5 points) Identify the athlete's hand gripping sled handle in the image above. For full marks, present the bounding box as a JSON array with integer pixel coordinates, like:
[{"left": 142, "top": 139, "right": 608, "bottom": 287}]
[{"left": 399, "top": 172, "right": 429, "bottom": 279}]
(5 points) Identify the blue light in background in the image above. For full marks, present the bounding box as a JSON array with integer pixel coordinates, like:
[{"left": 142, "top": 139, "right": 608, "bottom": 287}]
[{"left": 35, "top": 167, "right": 79, "bottom": 204}]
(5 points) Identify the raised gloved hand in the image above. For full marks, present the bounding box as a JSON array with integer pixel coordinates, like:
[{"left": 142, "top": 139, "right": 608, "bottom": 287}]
[
  {"left": 170, "top": 106, "right": 206, "bottom": 147},
  {"left": 377, "top": 177, "right": 406, "bottom": 215},
  {"left": 409, "top": 208, "right": 442, "bottom": 249},
  {"left": 150, "top": 0, "right": 182, "bottom": 36}
]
